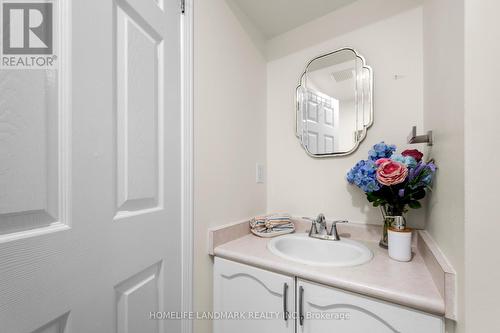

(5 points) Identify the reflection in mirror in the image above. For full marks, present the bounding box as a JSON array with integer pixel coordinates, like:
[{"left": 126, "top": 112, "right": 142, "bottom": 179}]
[{"left": 296, "top": 48, "right": 373, "bottom": 157}]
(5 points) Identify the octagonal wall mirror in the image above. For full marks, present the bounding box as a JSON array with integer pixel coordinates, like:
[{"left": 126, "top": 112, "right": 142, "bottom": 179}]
[{"left": 296, "top": 48, "right": 373, "bottom": 157}]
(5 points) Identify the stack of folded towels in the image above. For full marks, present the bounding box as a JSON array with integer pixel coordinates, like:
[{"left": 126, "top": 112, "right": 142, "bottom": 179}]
[{"left": 250, "top": 213, "right": 295, "bottom": 235}]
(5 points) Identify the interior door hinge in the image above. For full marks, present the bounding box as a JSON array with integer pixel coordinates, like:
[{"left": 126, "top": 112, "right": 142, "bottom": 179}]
[{"left": 180, "top": 0, "right": 185, "bottom": 14}]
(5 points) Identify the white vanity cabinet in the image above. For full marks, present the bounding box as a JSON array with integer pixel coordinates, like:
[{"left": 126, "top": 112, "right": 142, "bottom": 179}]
[
  {"left": 214, "top": 258, "right": 445, "bottom": 333},
  {"left": 213, "top": 257, "right": 295, "bottom": 333},
  {"left": 296, "top": 279, "right": 444, "bottom": 333}
]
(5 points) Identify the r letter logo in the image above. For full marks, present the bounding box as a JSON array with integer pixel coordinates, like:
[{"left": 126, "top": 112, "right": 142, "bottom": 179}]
[
  {"left": 1, "top": 1, "right": 57, "bottom": 68},
  {"left": 3, "top": 2, "right": 53, "bottom": 54}
]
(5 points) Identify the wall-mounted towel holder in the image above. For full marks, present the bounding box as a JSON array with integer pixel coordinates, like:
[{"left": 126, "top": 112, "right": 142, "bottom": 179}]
[{"left": 407, "top": 126, "right": 433, "bottom": 146}]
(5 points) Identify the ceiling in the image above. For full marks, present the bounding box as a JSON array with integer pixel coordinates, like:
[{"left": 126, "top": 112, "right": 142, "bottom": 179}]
[{"left": 231, "top": 0, "right": 359, "bottom": 39}]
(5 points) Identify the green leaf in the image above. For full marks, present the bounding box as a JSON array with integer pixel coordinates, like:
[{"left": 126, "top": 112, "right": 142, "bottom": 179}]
[
  {"left": 366, "top": 192, "right": 381, "bottom": 203},
  {"left": 408, "top": 200, "right": 422, "bottom": 209},
  {"left": 412, "top": 188, "right": 426, "bottom": 200}
]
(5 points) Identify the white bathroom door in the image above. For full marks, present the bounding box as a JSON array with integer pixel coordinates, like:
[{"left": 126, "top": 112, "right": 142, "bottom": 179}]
[
  {"left": 0, "top": 0, "right": 184, "bottom": 332},
  {"left": 304, "top": 91, "right": 339, "bottom": 154}
]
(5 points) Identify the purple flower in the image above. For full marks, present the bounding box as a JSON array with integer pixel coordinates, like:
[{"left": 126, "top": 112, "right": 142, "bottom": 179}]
[
  {"left": 409, "top": 161, "right": 426, "bottom": 181},
  {"left": 408, "top": 161, "right": 437, "bottom": 188}
]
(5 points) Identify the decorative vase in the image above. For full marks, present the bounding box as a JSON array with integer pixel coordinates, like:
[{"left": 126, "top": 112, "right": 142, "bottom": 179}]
[{"left": 379, "top": 206, "right": 407, "bottom": 248}]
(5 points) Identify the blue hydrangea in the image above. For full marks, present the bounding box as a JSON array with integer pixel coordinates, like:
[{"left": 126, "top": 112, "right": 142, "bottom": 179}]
[
  {"left": 391, "top": 154, "right": 417, "bottom": 168},
  {"left": 368, "top": 142, "right": 396, "bottom": 161},
  {"left": 421, "top": 174, "right": 433, "bottom": 186},
  {"left": 421, "top": 162, "right": 436, "bottom": 186},
  {"left": 346, "top": 159, "right": 381, "bottom": 192}
]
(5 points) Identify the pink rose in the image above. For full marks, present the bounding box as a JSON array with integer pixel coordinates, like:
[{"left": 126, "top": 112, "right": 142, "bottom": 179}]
[
  {"left": 402, "top": 149, "right": 423, "bottom": 162},
  {"left": 376, "top": 160, "right": 408, "bottom": 186},
  {"left": 375, "top": 158, "right": 391, "bottom": 166}
]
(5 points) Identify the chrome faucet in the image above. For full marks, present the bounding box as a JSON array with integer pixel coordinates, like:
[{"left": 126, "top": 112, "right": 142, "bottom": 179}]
[{"left": 305, "top": 214, "right": 348, "bottom": 241}]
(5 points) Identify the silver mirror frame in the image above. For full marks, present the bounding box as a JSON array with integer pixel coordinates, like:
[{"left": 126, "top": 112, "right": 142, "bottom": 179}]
[{"left": 295, "top": 47, "right": 374, "bottom": 158}]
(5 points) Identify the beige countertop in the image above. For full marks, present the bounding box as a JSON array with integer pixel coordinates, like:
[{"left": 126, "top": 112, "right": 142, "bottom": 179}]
[{"left": 210, "top": 220, "right": 454, "bottom": 318}]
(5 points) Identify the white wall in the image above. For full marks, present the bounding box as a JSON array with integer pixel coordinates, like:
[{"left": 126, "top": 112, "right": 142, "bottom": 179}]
[
  {"left": 193, "top": 2, "right": 500, "bottom": 332},
  {"left": 422, "top": 1, "right": 465, "bottom": 332},
  {"left": 193, "top": 0, "right": 267, "bottom": 332},
  {"left": 266, "top": 0, "right": 421, "bottom": 61},
  {"left": 464, "top": 0, "right": 500, "bottom": 331},
  {"left": 266, "top": 7, "right": 426, "bottom": 227}
]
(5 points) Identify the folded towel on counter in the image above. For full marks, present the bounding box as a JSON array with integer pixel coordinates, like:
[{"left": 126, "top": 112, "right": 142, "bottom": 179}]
[{"left": 250, "top": 213, "right": 294, "bottom": 234}]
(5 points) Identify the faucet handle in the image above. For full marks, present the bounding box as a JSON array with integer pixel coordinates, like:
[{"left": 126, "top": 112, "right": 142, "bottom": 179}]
[
  {"left": 303, "top": 217, "right": 318, "bottom": 236},
  {"left": 328, "top": 220, "right": 348, "bottom": 238}
]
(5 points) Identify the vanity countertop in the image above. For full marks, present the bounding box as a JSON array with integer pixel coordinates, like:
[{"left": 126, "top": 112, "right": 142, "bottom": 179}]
[{"left": 210, "top": 220, "right": 452, "bottom": 317}]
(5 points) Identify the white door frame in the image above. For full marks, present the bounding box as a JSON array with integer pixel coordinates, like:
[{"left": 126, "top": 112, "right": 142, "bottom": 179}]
[{"left": 181, "top": 1, "right": 194, "bottom": 332}]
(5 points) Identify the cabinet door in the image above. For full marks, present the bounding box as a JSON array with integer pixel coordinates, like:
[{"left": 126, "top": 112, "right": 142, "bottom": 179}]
[
  {"left": 214, "top": 257, "right": 295, "bottom": 333},
  {"left": 296, "top": 279, "right": 444, "bottom": 333}
]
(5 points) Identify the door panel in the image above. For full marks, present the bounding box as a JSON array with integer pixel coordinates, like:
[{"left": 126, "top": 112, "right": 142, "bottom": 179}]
[
  {"left": 0, "top": 69, "right": 64, "bottom": 236},
  {"left": 0, "top": 7, "right": 69, "bottom": 240},
  {"left": 115, "top": 261, "right": 164, "bottom": 333},
  {"left": 115, "top": 0, "right": 164, "bottom": 217},
  {"left": 33, "top": 313, "right": 70, "bottom": 333},
  {"left": 0, "top": 0, "right": 183, "bottom": 332}
]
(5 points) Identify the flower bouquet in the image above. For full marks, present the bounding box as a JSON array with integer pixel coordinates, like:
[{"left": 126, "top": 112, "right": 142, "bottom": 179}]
[{"left": 346, "top": 142, "right": 436, "bottom": 248}]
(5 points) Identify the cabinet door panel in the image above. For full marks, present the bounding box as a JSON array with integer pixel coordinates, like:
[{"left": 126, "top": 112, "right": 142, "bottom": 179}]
[
  {"left": 214, "top": 257, "right": 294, "bottom": 333},
  {"left": 297, "top": 279, "right": 444, "bottom": 333}
]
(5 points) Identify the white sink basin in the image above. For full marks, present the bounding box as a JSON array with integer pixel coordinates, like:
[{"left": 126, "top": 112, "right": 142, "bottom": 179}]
[{"left": 268, "top": 233, "right": 373, "bottom": 267}]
